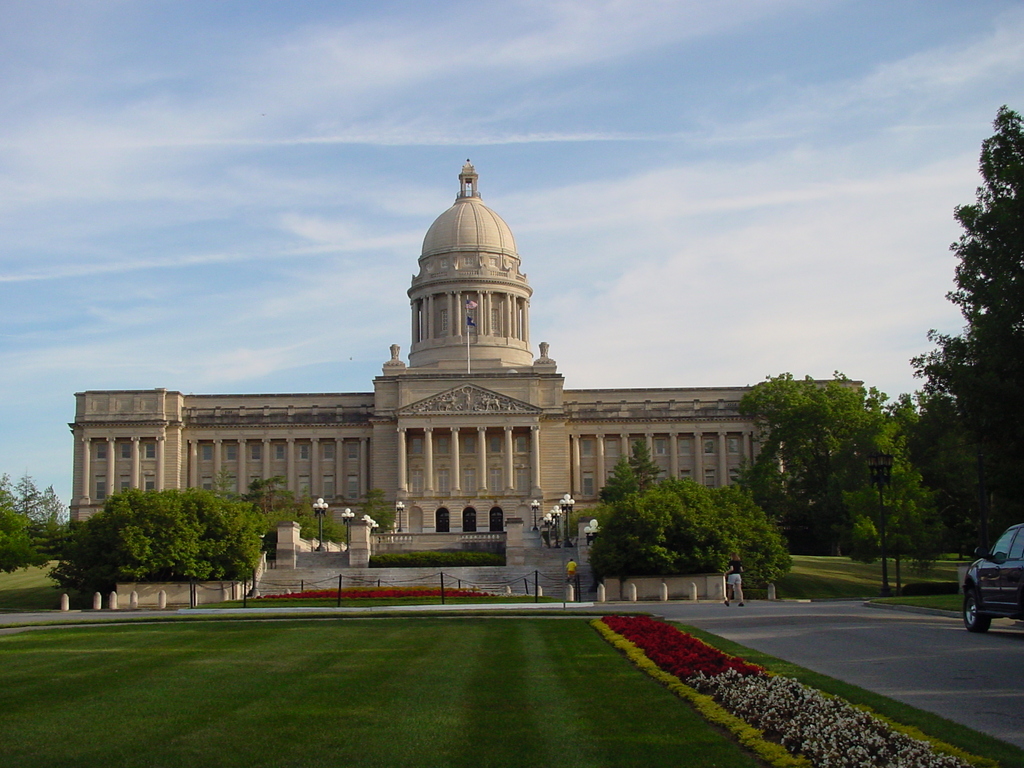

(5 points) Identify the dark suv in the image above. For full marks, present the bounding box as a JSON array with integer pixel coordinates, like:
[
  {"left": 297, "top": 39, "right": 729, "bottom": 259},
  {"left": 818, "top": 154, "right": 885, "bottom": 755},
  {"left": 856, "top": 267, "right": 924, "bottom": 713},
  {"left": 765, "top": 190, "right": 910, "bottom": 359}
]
[{"left": 963, "top": 523, "right": 1024, "bottom": 632}]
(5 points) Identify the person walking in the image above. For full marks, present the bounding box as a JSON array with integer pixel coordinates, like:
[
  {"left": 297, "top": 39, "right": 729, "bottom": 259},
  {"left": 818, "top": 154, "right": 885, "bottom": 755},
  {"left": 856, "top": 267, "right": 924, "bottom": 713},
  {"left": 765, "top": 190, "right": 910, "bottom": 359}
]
[{"left": 725, "top": 552, "right": 744, "bottom": 606}]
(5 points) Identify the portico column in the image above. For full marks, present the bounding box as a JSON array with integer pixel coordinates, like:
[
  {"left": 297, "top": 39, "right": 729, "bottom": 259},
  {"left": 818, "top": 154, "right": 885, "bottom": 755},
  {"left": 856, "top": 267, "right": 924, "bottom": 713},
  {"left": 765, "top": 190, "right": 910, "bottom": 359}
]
[
  {"left": 620, "top": 433, "right": 630, "bottom": 459},
  {"left": 359, "top": 437, "right": 369, "bottom": 497},
  {"left": 237, "top": 438, "right": 247, "bottom": 495},
  {"left": 451, "top": 428, "right": 461, "bottom": 493},
  {"left": 156, "top": 435, "right": 166, "bottom": 490},
  {"left": 570, "top": 434, "right": 581, "bottom": 496},
  {"left": 286, "top": 438, "right": 295, "bottom": 492},
  {"left": 504, "top": 425, "right": 514, "bottom": 493},
  {"left": 669, "top": 431, "right": 679, "bottom": 479},
  {"left": 477, "top": 426, "right": 487, "bottom": 492},
  {"left": 189, "top": 440, "right": 198, "bottom": 487},
  {"left": 80, "top": 437, "right": 91, "bottom": 500},
  {"left": 397, "top": 428, "right": 408, "bottom": 493},
  {"left": 106, "top": 437, "right": 116, "bottom": 495},
  {"left": 310, "top": 437, "right": 320, "bottom": 496},
  {"left": 130, "top": 436, "right": 140, "bottom": 488},
  {"left": 213, "top": 439, "right": 223, "bottom": 482},
  {"left": 719, "top": 432, "right": 728, "bottom": 486},
  {"left": 335, "top": 438, "right": 344, "bottom": 492},
  {"left": 530, "top": 425, "right": 541, "bottom": 490},
  {"left": 596, "top": 434, "right": 606, "bottom": 487},
  {"left": 262, "top": 438, "right": 271, "bottom": 479},
  {"left": 424, "top": 428, "right": 434, "bottom": 492},
  {"left": 693, "top": 431, "right": 704, "bottom": 485}
]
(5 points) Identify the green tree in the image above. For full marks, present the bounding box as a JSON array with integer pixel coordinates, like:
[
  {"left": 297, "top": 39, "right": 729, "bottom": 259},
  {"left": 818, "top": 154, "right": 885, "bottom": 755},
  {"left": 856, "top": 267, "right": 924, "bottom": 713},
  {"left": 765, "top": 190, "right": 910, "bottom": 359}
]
[
  {"left": 599, "top": 456, "right": 640, "bottom": 504},
  {"left": 914, "top": 106, "right": 1024, "bottom": 536},
  {"left": 0, "top": 475, "right": 47, "bottom": 573},
  {"left": 51, "top": 488, "right": 263, "bottom": 594},
  {"left": 360, "top": 488, "right": 394, "bottom": 532},
  {"left": 589, "top": 479, "right": 790, "bottom": 585},
  {"left": 740, "top": 373, "right": 888, "bottom": 554},
  {"left": 628, "top": 440, "right": 661, "bottom": 493}
]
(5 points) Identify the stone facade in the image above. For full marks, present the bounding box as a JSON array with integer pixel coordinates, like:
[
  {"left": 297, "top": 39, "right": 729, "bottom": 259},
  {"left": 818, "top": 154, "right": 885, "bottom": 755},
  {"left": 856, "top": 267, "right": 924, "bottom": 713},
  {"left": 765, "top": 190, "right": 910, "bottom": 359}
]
[{"left": 70, "top": 163, "right": 758, "bottom": 525}]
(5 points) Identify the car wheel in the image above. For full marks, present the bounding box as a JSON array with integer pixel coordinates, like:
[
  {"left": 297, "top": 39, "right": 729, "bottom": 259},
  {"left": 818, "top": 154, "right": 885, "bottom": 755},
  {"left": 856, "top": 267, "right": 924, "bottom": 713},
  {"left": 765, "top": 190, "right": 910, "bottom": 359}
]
[{"left": 963, "top": 590, "right": 991, "bottom": 633}]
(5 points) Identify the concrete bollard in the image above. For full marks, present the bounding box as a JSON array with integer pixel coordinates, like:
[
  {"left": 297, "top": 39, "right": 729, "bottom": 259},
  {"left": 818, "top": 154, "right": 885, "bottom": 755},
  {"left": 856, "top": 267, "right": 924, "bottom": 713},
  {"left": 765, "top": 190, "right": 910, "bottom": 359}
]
[
  {"left": 221, "top": 586, "right": 231, "bottom": 603},
  {"left": 567, "top": 584, "right": 575, "bottom": 602},
  {"left": 130, "top": 591, "right": 139, "bottom": 610},
  {"left": 597, "top": 583, "right": 606, "bottom": 602},
  {"left": 505, "top": 585, "right": 512, "bottom": 595},
  {"left": 660, "top": 582, "right": 669, "bottom": 601},
  {"left": 627, "top": 583, "right": 638, "bottom": 602},
  {"left": 93, "top": 592, "right": 102, "bottom": 610},
  {"left": 688, "top": 582, "right": 698, "bottom": 601},
  {"left": 108, "top": 591, "right": 118, "bottom": 610},
  {"left": 537, "top": 585, "right": 544, "bottom": 597},
  {"left": 157, "top": 590, "right": 167, "bottom": 610},
  {"left": 60, "top": 594, "right": 70, "bottom": 612},
  {"left": 768, "top": 583, "right": 777, "bottom": 601}
]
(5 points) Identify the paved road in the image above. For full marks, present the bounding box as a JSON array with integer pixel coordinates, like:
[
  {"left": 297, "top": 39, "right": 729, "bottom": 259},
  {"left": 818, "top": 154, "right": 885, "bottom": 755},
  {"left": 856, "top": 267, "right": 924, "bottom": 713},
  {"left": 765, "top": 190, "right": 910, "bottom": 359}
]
[{"left": 648, "top": 600, "right": 1024, "bottom": 751}]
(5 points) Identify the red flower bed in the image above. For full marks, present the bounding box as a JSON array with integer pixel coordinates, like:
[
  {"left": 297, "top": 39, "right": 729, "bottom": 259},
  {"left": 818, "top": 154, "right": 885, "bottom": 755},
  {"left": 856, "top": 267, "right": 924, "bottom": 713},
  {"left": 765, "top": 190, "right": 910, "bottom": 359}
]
[
  {"left": 602, "top": 615, "right": 764, "bottom": 679},
  {"left": 256, "top": 587, "right": 492, "bottom": 600}
]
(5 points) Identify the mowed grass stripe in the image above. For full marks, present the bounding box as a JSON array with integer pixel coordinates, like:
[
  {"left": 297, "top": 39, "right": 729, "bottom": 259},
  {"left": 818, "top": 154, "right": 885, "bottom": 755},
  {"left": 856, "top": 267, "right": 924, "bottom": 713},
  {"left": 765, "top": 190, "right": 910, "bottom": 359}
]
[{"left": 0, "top": 618, "right": 761, "bottom": 768}]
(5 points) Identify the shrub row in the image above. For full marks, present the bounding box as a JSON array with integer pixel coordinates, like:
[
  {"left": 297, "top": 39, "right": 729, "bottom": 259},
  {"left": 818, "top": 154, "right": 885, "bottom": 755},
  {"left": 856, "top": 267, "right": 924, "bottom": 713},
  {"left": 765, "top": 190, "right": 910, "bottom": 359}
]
[
  {"left": 368, "top": 551, "right": 505, "bottom": 568},
  {"left": 901, "top": 582, "right": 959, "bottom": 596}
]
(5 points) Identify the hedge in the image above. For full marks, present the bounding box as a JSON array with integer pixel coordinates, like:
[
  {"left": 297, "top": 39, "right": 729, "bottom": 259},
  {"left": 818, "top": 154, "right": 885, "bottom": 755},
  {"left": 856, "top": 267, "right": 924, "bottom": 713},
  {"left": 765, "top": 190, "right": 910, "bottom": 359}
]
[{"left": 368, "top": 551, "right": 506, "bottom": 568}]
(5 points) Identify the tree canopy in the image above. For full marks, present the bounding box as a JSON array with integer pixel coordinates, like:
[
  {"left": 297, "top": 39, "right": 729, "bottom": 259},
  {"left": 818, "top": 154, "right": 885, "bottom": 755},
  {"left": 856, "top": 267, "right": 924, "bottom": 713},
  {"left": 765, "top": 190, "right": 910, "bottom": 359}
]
[
  {"left": 589, "top": 479, "right": 790, "bottom": 586},
  {"left": 914, "top": 105, "right": 1024, "bottom": 533},
  {"left": 52, "top": 488, "right": 264, "bottom": 594}
]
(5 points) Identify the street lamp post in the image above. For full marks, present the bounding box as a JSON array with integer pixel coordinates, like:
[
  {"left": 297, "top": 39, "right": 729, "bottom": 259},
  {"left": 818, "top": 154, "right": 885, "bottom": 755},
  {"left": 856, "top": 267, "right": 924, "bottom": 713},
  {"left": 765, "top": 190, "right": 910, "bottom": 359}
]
[
  {"left": 545, "top": 507, "right": 561, "bottom": 547},
  {"left": 340, "top": 507, "right": 354, "bottom": 545},
  {"left": 867, "top": 453, "right": 894, "bottom": 598},
  {"left": 560, "top": 494, "right": 575, "bottom": 548},
  {"left": 395, "top": 500, "right": 405, "bottom": 533},
  {"left": 583, "top": 518, "right": 600, "bottom": 545},
  {"left": 530, "top": 499, "right": 540, "bottom": 531},
  {"left": 312, "top": 497, "right": 329, "bottom": 552}
]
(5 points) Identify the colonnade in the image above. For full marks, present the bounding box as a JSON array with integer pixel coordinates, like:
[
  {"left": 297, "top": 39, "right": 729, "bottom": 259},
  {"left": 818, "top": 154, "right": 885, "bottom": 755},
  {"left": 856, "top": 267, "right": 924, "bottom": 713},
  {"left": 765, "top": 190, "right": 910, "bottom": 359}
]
[
  {"left": 78, "top": 434, "right": 166, "bottom": 500},
  {"left": 412, "top": 290, "right": 528, "bottom": 343}
]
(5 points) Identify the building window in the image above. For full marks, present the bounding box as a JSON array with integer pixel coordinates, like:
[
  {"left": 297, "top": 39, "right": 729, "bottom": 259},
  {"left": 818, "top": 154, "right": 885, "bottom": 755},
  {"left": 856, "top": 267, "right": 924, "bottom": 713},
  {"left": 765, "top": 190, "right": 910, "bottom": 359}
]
[
  {"left": 201, "top": 444, "right": 214, "bottom": 461},
  {"left": 605, "top": 439, "right": 619, "bottom": 458},
  {"left": 437, "top": 469, "right": 450, "bottom": 494},
  {"left": 225, "top": 444, "right": 238, "bottom": 461},
  {"left": 727, "top": 437, "right": 740, "bottom": 454},
  {"left": 144, "top": 442, "right": 156, "bottom": 459},
  {"left": 436, "top": 436, "right": 450, "bottom": 455},
  {"left": 515, "top": 467, "right": 529, "bottom": 493},
  {"left": 654, "top": 438, "right": 667, "bottom": 456},
  {"left": 462, "top": 434, "right": 476, "bottom": 454},
  {"left": 119, "top": 475, "right": 130, "bottom": 491},
  {"left": 704, "top": 468, "right": 716, "bottom": 487},
  {"left": 202, "top": 476, "right": 213, "bottom": 491},
  {"left": 410, "top": 470, "right": 424, "bottom": 495},
  {"left": 679, "top": 469, "right": 692, "bottom": 480},
  {"left": 703, "top": 438, "right": 716, "bottom": 455},
  {"left": 410, "top": 437, "right": 423, "bottom": 455},
  {"left": 489, "top": 467, "right": 502, "bottom": 491},
  {"left": 463, "top": 468, "right": 476, "bottom": 493},
  {"left": 580, "top": 438, "right": 594, "bottom": 457},
  {"left": 250, "top": 444, "right": 262, "bottom": 461},
  {"left": 489, "top": 435, "right": 501, "bottom": 453},
  {"left": 582, "top": 472, "right": 595, "bottom": 496},
  {"left": 322, "top": 443, "right": 335, "bottom": 460},
  {"left": 275, "top": 444, "right": 286, "bottom": 461},
  {"left": 322, "top": 477, "right": 335, "bottom": 497},
  {"left": 346, "top": 475, "right": 359, "bottom": 498},
  {"left": 439, "top": 309, "right": 448, "bottom": 333},
  {"left": 728, "top": 467, "right": 740, "bottom": 484},
  {"left": 121, "top": 443, "right": 131, "bottom": 459},
  {"left": 95, "top": 478, "right": 107, "bottom": 500},
  {"left": 95, "top": 442, "right": 107, "bottom": 460},
  {"left": 678, "top": 438, "right": 692, "bottom": 455},
  {"left": 515, "top": 434, "right": 528, "bottom": 453},
  {"left": 299, "top": 475, "right": 310, "bottom": 495},
  {"left": 144, "top": 477, "right": 155, "bottom": 491},
  {"left": 299, "top": 444, "right": 310, "bottom": 460}
]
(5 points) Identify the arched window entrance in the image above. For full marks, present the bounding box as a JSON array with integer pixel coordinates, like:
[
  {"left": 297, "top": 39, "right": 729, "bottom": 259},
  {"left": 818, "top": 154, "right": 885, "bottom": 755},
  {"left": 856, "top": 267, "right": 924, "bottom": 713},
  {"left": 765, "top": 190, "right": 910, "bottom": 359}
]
[
  {"left": 489, "top": 506, "right": 504, "bottom": 532},
  {"left": 462, "top": 507, "right": 477, "bottom": 532},
  {"left": 435, "top": 507, "right": 450, "bottom": 533}
]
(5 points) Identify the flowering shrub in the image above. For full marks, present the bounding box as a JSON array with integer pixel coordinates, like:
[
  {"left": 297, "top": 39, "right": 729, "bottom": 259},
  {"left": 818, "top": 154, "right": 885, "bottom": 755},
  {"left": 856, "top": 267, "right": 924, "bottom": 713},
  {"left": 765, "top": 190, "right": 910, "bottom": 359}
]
[
  {"left": 256, "top": 587, "right": 492, "bottom": 600},
  {"left": 596, "top": 617, "right": 981, "bottom": 768}
]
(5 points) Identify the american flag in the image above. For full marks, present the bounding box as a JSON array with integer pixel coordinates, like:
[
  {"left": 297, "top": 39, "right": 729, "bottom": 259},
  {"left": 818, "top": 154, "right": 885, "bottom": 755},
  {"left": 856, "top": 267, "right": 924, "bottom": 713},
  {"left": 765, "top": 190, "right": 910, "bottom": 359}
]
[{"left": 465, "top": 299, "right": 478, "bottom": 309}]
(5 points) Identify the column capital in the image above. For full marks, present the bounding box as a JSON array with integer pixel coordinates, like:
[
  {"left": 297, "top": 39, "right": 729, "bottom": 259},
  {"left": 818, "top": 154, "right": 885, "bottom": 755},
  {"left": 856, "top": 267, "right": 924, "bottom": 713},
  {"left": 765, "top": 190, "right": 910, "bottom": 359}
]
[{"left": 131, "top": 436, "right": 140, "bottom": 442}]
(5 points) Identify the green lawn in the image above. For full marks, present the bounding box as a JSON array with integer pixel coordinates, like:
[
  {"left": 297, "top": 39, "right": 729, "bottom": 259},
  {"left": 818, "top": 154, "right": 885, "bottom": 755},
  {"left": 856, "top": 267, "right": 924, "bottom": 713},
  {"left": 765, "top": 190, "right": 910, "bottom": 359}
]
[
  {"left": 0, "top": 618, "right": 762, "bottom": 768},
  {"left": 0, "top": 564, "right": 62, "bottom": 611},
  {"left": 776, "top": 555, "right": 964, "bottom": 599}
]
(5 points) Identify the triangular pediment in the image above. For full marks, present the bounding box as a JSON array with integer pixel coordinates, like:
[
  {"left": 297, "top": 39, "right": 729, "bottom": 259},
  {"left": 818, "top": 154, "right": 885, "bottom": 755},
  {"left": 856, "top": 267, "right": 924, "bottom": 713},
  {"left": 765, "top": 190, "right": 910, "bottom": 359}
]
[{"left": 399, "top": 385, "right": 541, "bottom": 415}]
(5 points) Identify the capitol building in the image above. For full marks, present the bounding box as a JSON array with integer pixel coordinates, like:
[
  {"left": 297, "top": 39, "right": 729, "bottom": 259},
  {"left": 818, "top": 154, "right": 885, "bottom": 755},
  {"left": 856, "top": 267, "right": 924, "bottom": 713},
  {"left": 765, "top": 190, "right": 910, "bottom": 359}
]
[{"left": 70, "top": 163, "right": 758, "bottom": 530}]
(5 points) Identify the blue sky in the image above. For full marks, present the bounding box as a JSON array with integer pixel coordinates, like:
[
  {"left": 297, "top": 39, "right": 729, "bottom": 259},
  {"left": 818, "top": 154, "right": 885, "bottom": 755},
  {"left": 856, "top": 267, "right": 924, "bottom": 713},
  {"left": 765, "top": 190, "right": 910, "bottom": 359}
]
[{"left": 2, "top": 0, "right": 1023, "bottom": 504}]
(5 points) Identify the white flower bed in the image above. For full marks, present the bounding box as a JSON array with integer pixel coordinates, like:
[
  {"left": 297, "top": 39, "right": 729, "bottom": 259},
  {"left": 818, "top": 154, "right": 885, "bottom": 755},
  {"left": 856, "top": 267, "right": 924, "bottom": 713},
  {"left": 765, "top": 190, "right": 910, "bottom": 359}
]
[{"left": 688, "top": 669, "right": 970, "bottom": 768}]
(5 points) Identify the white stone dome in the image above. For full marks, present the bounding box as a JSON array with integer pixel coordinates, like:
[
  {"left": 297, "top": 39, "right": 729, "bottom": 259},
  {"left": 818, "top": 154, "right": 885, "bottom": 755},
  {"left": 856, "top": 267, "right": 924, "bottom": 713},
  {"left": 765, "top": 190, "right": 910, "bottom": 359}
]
[{"left": 420, "top": 162, "right": 518, "bottom": 259}]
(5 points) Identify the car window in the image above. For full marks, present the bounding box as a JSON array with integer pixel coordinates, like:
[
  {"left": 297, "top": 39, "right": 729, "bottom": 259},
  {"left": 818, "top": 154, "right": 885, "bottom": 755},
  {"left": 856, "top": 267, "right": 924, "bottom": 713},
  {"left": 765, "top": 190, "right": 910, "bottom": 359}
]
[
  {"left": 992, "top": 527, "right": 1018, "bottom": 558},
  {"left": 1008, "top": 530, "right": 1024, "bottom": 562}
]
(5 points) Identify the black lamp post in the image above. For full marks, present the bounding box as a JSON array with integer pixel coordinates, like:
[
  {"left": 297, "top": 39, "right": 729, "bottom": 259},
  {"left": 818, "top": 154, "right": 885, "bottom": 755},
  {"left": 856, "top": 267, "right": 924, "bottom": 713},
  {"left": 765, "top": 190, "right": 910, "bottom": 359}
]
[
  {"left": 530, "top": 499, "right": 540, "bottom": 531},
  {"left": 867, "top": 453, "right": 894, "bottom": 597},
  {"left": 340, "top": 507, "right": 354, "bottom": 545},
  {"left": 395, "top": 500, "right": 405, "bottom": 533},
  {"left": 312, "top": 497, "right": 329, "bottom": 552},
  {"left": 560, "top": 493, "right": 575, "bottom": 547},
  {"left": 545, "top": 507, "right": 561, "bottom": 547}
]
